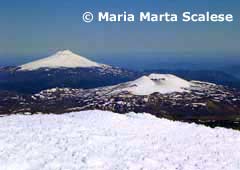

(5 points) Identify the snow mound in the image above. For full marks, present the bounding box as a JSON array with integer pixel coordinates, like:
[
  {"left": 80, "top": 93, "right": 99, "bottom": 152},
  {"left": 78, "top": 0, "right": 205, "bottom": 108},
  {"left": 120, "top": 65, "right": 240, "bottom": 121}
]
[
  {"left": 0, "top": 110, "right": 240, "bottom": 170},
  {"left": 122, "top": 73, "right": 191, "bottom": 95},
  {"left": 19, "top": 50, "right": 105, "bottom": 71}
]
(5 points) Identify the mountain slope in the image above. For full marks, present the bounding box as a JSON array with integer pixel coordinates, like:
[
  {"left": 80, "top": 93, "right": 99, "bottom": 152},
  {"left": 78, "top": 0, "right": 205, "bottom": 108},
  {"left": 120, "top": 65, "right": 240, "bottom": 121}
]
[
  {"left": 0, "top": 67, "right": 139, "bottom": 94},
  {"left": 19, "top": 50, "right": 105, "bottom": 71},
  {"left": 1, "top": 110, "right": 240, "bottom": 170}
]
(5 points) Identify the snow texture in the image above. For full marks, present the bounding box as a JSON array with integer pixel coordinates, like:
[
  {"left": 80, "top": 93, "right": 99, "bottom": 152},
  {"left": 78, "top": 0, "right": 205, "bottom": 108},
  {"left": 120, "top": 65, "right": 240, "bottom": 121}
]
[
  {"left": 0, "top": 110, "right": 240, "bottom": 170},
  {"left": 20, "top": 50, "right": 104, "bottom": 71},
  {"left": 122, "top": 74, "right": 191, "bottom": 95}
]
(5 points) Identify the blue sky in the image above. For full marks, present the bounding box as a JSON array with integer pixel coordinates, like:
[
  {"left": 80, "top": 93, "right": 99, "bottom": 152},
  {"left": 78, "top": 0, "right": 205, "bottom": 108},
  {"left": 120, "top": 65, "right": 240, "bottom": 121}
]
[{"left": 0, "top": 0, "right": 240, "bottom": 61}]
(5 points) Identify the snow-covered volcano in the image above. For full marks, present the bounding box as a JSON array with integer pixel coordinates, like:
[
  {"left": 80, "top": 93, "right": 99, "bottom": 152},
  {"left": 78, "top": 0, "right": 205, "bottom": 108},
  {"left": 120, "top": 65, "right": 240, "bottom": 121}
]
[
  {"left": 19, "top": 50, "right": 105, "bottom": 71},
  {"left": 118, "top": 74, "right": 191, "bottom": 95}
]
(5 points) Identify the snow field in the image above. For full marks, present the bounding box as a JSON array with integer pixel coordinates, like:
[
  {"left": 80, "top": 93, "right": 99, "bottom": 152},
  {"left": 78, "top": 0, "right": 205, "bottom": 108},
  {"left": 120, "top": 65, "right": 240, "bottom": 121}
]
[{"left": 0, "top": 110, "right": 240, "bottom": 170}]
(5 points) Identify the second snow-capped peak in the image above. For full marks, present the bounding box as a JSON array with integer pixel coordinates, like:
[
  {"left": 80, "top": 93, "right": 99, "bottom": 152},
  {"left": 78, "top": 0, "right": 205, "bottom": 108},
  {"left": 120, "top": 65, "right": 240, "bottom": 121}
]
[{"left": 118, "top": 74, "right": 191, "bottom": 95}]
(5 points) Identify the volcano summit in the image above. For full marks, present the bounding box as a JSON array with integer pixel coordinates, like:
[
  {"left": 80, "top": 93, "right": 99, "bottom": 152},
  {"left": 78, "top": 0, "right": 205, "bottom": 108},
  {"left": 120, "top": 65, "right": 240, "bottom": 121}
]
[{"left": 19, "top": 50, "right": 106, "bottom": 71}]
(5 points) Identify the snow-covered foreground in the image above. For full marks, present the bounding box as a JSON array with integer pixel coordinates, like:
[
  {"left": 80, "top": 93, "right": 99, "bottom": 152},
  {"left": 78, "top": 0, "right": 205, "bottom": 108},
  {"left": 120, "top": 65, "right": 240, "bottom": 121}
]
[{"left": 1, "top": 110, "right": 240, "bottom": 170}]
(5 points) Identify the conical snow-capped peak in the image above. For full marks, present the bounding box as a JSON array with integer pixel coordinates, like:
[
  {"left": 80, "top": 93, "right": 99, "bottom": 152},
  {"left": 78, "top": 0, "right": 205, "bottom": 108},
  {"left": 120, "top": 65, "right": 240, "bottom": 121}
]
[
  {"left": 19, "top": 50, "right": 105, "bottom": 71},
  {"left": 119, "top": 74, "right": 191, "bottom": 95}
]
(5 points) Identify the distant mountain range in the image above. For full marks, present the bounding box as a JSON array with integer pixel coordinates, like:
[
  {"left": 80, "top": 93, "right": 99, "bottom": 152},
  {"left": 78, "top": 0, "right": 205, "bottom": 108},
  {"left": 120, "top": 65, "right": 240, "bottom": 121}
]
[{"left": 0, "top": 50, "right": 239, "bottom": 94}]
